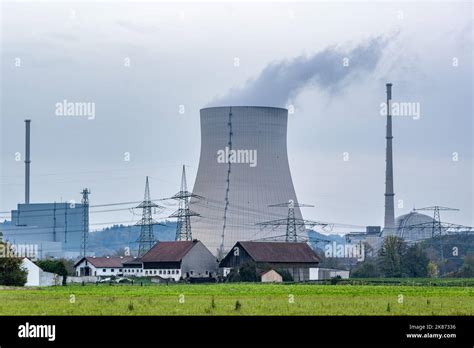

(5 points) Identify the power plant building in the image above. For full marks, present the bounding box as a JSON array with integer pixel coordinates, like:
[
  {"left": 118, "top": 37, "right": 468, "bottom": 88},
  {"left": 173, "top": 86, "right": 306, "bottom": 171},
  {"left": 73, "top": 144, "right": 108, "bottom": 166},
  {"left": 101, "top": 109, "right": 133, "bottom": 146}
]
[
  {"left": 190, "top": 106, "right": 303, "bottom": 256},
  {"left": 395, "top": 210, "right": 436, "bottom": 242},
  {"left": 1, "top": 120, "right": 87, "bottom": 259},
  {"left": 4, "top": 203, "right": 86, "bottom": 258}
]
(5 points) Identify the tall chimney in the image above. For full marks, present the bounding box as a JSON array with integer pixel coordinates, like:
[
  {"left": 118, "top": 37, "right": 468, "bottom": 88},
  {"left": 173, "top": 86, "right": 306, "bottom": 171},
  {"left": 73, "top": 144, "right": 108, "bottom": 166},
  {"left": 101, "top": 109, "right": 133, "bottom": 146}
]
[
  {"left": 383, "top": 83, "right": 395, "bottom": 235},
  {"left": 25, "top": 119, "right": 31, "bottom": 204}
]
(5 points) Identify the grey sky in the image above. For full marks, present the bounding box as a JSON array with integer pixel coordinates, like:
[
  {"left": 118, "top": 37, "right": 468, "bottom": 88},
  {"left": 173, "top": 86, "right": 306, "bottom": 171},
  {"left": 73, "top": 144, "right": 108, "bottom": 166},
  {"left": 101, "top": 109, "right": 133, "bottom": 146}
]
[
  {"left": 209, "top": 35, "right": 390, "bottom": 106},
  {"left": 1, "top": 1, "right": 472, "bottom": 233}
]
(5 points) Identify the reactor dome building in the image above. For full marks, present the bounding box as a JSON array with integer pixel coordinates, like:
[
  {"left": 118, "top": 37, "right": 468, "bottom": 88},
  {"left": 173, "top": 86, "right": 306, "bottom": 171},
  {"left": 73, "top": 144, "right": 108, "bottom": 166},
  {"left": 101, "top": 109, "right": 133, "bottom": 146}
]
[
  {"left": 190, "top": 106, "right": 303, "bottom": 256},
  {"left": 395, "top": 210, "right": 436, "bottom": 242}
]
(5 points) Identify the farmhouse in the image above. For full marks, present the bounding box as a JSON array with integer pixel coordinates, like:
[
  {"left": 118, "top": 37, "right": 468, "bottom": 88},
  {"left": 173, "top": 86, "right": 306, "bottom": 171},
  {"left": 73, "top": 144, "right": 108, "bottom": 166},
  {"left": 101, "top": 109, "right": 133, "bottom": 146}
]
[
  {"left": 139, "top": 240, "right": 218, "bottom": 281},
  {"left": 74, "top": 256, "right": 134, "bottom": 277},
  {"left": 122, "top": 258, "right": 144, "bottom": 276},
  {"left": 219, "top": 241, "right": 320, "bottom": 282}
]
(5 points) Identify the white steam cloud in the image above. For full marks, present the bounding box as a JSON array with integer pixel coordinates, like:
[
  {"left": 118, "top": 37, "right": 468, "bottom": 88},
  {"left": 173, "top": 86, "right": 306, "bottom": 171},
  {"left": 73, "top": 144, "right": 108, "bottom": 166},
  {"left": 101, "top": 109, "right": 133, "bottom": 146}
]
[{"left": 209, "top": 36, "right": 390, "bottom": 107}]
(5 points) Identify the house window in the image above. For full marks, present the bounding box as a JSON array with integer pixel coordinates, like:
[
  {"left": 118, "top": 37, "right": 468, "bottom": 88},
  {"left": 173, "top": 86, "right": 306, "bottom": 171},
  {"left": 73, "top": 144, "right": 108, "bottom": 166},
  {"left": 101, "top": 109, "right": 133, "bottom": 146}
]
[
  {"left": 103, "top": 269, "right": 106, "bottom": 272},
  {"left": 167, "top": 270, "right": 170, "bottom": 274},
  {"left": 111, "top": 269, "right": 114, "bottom": 272},
  {"left": 119, "top": 269, "right": 122, "bottom": 272},
  {"left": 159, "top": 270, "right": 162, "bottom": 275},
  {"left": 154, "top": 270, "right": 156, "bottom": 274}
]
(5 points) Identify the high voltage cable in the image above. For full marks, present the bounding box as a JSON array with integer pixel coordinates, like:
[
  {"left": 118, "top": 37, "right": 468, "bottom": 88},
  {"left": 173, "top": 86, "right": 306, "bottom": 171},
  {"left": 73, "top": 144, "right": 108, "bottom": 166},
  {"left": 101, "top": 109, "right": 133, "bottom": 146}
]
[
  {"left": 1, "top": 194, "right": 368, "bottom": 237},
  {"left": 0, "top": 198, "right": 176, "bottom": 217}
]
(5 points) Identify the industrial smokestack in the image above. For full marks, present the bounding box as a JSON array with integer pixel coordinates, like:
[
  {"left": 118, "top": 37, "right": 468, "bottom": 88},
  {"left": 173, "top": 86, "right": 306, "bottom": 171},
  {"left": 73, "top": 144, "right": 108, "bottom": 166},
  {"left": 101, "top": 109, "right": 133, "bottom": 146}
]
[
  {"left": 25, "top": 119, "right": 31, "bottom": 204},
  {"left": 383, "top": 83, "right": 395, "bottom": 236}
]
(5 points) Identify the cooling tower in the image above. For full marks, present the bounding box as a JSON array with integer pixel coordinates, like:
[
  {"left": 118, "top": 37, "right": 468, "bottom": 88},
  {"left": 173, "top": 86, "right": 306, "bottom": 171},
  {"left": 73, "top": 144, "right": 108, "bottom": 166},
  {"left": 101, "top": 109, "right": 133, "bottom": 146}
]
[{"left": 190, "top": 106, "right": 303, "bottom": 256}]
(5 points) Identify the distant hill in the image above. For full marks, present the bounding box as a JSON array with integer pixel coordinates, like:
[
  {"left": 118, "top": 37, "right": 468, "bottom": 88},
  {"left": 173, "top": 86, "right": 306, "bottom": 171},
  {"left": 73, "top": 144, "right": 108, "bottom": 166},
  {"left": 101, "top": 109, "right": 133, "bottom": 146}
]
[
  {"left": 307, "top": 229, "right": 345, "bottom": 252},
  {"left": 88, "top": 222, "right": 176, "bottom": 256}
]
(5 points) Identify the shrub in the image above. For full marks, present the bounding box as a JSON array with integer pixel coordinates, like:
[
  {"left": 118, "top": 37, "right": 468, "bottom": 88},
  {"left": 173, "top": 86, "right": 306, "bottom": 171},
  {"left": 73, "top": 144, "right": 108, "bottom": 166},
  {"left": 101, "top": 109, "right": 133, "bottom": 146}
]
[
  {"left": 0, "top": 255, "right": 27, "bottom": 286},
  {"left": 35, "top": 259, "right": 69, "bottom": 285},
  {"left": 351, "top": 260, "right": 380, "bottom": 278},
  {"left": 238, "top": 262, "right": 258, "bottom": 282}
]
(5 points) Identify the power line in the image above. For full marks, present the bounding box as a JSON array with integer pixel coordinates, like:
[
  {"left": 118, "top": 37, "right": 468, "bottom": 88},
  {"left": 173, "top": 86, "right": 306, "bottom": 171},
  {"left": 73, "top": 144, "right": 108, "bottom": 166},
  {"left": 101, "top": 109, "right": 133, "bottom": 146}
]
[
  {"left": 136, "top": 176, "right": 163, "bottom": 257},
  {"left": 167, "top": 165, "right": 201, "bottom": 241},
  {"left": 256, "top": 200, "right": 329, "bottom": 242},
  {"left": 0, "top": 198, "right": 175, "bottom": 218}
]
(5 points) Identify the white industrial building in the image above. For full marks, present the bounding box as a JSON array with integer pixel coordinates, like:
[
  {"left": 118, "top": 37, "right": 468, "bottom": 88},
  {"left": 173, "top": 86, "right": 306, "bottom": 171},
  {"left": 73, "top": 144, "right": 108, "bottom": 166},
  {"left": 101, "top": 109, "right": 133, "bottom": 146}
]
[{"left": 309, "top": 268, "right": 350, "bottom": 280}]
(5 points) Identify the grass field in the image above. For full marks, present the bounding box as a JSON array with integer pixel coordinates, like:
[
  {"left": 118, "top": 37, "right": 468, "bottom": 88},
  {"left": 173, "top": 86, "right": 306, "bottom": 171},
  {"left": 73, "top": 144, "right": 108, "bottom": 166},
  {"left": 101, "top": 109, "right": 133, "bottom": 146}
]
[{"left": 0, "top": 282, "right": 473, "bottom": 315}]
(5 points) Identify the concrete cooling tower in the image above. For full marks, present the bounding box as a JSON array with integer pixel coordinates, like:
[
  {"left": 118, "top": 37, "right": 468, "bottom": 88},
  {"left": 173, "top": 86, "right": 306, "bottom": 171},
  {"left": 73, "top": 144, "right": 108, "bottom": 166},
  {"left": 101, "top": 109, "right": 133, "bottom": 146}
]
[{"left": 190, "top": 106, "right": 303, "bottom": 256}]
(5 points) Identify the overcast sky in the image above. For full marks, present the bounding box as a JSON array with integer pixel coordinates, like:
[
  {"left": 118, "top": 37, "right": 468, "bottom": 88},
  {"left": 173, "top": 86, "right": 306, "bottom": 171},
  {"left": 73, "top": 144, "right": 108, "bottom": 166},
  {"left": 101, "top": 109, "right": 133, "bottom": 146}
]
[{"left": 1, "top": 0, "right": 472, "bottom": 233}]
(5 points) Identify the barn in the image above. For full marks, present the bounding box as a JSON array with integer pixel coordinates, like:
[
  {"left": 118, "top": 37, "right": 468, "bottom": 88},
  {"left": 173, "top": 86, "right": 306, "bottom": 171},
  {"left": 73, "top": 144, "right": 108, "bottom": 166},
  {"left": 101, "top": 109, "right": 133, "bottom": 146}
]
[
  {"left": 139, "top": 240, "right": 218, "bottom": 281},
  {"left": 219, "top": 241, "right": 320, "bottom": 282}
]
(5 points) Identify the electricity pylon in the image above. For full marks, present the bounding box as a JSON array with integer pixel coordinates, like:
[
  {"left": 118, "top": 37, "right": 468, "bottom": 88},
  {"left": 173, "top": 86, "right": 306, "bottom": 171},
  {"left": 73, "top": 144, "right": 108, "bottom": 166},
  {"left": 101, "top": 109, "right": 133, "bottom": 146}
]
[
  {"left": 256, "top": 200, "right": 328, "bottom": 242},
  {"left": 80, "top": 188, "right": 91, "bottom": 257},
  {"left": 136, "top": 176, "right": 163, "bottom": 257},
  {"left": 415, "top": 205, "right": 459, "bottom": 275},
  {"left": 168, "top": 166, "right": 202, "bottom": 241}
]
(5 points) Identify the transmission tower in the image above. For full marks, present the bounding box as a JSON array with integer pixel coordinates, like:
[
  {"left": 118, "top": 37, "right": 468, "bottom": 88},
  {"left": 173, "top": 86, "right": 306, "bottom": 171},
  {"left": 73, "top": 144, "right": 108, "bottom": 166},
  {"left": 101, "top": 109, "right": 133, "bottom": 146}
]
[
  {"left": 415, "top": 206, "right": 459, "bottom": 239},
  {"left": 80, "top": 188, "right": 91, "bottom": 257},
  {"left": 256, "top": 200, "right": 328, "bottom": 242},
  {"left": 415, "top": 205, "right": 459, "bottom": 273},
  {"left": 136, "top": 176, "right": 163, "bottom": 257},
  {"left": 168, "top": 165, "right": 202, "bottom": 241}
]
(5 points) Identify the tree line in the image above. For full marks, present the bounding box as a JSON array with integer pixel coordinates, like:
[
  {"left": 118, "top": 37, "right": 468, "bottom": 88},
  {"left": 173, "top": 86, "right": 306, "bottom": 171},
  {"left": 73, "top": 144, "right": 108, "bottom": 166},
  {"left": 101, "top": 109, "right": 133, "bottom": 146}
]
[{"left": 351, "top": 235, "right": 474, "bottom": 278}]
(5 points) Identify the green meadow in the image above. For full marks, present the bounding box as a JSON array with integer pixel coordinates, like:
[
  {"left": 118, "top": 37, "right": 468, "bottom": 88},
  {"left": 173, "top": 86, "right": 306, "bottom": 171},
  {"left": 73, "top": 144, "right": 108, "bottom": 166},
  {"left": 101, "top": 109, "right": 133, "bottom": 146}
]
[{"left": 0, "top": 281, "right": 473, "bottom": 315}]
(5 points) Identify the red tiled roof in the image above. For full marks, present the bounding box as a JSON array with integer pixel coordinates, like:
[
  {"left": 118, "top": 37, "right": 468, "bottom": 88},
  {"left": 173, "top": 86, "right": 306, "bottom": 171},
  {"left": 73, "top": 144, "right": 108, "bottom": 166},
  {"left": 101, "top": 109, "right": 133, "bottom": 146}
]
[
  {"left": 77, "top": 256, "right": 134, "bottom": 268},
  {"left": 238, "top": 241, "right": 320, "bottom": 263},
  {"left": 140, "top": 241, "right": 197, "bottom": 262}
]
